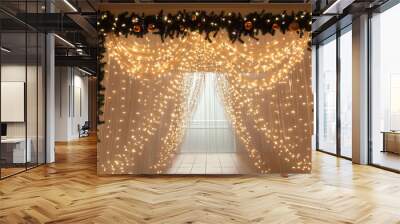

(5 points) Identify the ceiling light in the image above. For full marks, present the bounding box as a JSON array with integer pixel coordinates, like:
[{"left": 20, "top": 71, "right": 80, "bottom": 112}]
[
  {"left": 76, "top": 48, "right": 85, "bottom": 55},
  {"left": 63, "top": 0, "right": 78, "bottom": 12},
  {"left": 323, "top": 0, "right": 355, "bottom": 15},
  {"left": 323, "top": 1, "right": 341, "bottom": 14},
  {"left": 54, "top": 34, "right": 75, "bottom": 48},
  {"left": 1, "top": 47, "right": 11, "bottom": 53},
  {"left": 78, "top": 67, "right": 93, "bottom": 76}
]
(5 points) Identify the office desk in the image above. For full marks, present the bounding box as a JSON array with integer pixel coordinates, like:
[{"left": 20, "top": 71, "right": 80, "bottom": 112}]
[{"left": 1, "top": 138, "right": 31, "bottom": 163}]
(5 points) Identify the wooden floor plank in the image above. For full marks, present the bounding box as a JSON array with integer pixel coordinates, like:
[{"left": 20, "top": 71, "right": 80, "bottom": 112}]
[{"left": 0, "top": 136, "right": 400, "bottom": 223}]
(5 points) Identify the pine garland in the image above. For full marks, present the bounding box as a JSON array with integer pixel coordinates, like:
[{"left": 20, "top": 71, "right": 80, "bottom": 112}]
[
  {"left": 97, "top": 34, "right": 106, "bottom": 126},
  {"left": 97, "top": 10, "right": 311, "bottom": 43}
]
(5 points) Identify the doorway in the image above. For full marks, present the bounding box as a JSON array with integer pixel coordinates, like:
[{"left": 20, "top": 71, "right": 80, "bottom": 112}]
[{"left": 168, "top": 73, "right": 249, "bottom": 174}]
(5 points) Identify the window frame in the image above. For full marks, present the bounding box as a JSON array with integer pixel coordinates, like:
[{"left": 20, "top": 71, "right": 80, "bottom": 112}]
[
  {"left": 314, "top": 24, "right": 353, "bottom": 160},
  {"left": 367, "top": 0, "right": 400, "bottom": 173}
]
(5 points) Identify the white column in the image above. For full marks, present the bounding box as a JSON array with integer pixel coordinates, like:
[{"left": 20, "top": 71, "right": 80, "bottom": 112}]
[
  {"left": 352, "top": 14, "right": 369, "bottom": 164},
  {"left": 312, "top": 45, "right": 317, "bottom": 151},
  {"left": 46, "top": 32, "right": 55, "bottom": 163}
]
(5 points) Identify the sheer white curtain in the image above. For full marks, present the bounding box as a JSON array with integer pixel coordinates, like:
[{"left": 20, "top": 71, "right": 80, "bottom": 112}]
[{"left": 181, "top": 73, "right": 236, "bottom": 153}]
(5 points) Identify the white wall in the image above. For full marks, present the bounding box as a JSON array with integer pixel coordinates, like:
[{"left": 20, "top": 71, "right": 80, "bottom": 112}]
[
  {"left": 55, "top": 67, "right": 69, "bottom": 141},
  {"left": 1, "top": 65, "right": 35, "bottom": 137},
  {"left": 55, "top": 67, "right": 89, "bottom": 141},
  {"left": 1, "top": 64, "right": 46, "bottom": 164},
  {"left": 1, "top": 65, "right": 27, "bottom": 140}
]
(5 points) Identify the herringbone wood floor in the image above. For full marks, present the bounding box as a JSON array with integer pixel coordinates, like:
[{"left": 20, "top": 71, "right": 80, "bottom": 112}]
[{"left": 1, "top": 136, "right": 400, "bottom": 224}]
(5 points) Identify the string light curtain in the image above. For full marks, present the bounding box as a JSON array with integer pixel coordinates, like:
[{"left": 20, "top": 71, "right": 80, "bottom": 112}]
[{"left": 98, "top": 27, "right": 311, "bottom": 174}]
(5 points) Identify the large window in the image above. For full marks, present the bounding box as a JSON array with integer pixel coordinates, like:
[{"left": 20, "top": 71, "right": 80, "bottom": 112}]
[
  {"left": 340, "top": 28, "right": 352, "bottom": 158},
  {"left": 315, "top": 26, "right": 353, "bottom": 159},
  {"left": 370, "top": 3, "right": 400, "bottom": 171},
  {"left": 317, "top": 36, "right": 337, "bottom": 154}
]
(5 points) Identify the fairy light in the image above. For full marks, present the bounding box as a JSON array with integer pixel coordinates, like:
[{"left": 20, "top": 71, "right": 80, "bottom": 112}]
[{"left": 98, "top": 31, "right": 312, "bottom": 174}]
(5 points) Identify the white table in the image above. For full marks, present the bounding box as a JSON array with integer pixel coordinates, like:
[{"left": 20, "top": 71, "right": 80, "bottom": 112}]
[{"left": 1, "top": 138, "right": 31, "bottom": 163}]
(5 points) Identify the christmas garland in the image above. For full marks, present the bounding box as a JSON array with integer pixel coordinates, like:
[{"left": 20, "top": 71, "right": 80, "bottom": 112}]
[
  {"left": 97, "top": 34, "right": 106, "bottom": 126},
  {"left": 97, "top": 10, "right": 312, "bottom": 126},
  {"left": 98, "top": 10, "right": 311, "bottom": 42}
]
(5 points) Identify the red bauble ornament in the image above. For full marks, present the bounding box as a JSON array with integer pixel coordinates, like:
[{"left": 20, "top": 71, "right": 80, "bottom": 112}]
[
  {"left": 289, "top": 22, "right": 300, "bottom": 31},
  {"left": 133, "top": 24, "right": 141, "bottom": 33},
  {"left": 180, "top": 25, "right": 186, "bottom": 32},
  {"left": 147, "top": 24, "right": 156, "bottom": 32},
  {"left": 244, "top": 21, "right": 253, "bottom": 31}
]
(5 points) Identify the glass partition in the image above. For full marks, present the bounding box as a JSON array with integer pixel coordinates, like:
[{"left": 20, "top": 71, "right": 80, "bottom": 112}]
[
  {"left": 0, "top": 1, "right": 46, "bottom": 179},
  {"left": 317, "top": 35, "right": 337, "bottom": 154},
  {"left": 0, "top": 31, "right": 28, "bottom": 177}
]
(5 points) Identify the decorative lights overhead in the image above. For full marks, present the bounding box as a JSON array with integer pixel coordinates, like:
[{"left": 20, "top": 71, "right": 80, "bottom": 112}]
[{"left": 97, "top": 10, "right": 312, "bottom": 43}]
